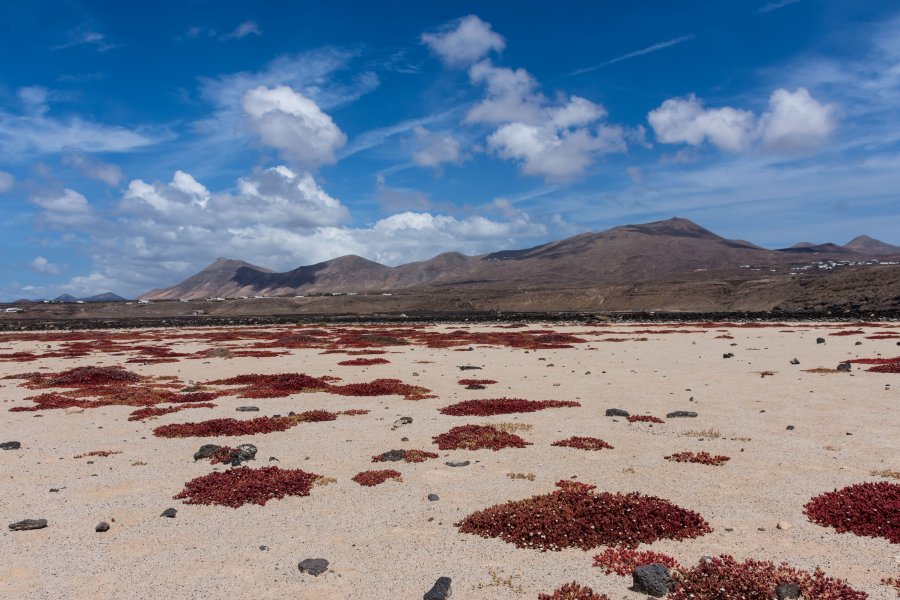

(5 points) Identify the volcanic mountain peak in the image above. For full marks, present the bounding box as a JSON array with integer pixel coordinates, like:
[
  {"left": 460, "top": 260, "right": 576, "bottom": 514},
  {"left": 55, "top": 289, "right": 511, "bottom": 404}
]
[
  {"left": 844, "top": 234, "right": 900, "bottom": 255},
  {"left": 616, "top": 216, "right": 721, "bottom": 239}
]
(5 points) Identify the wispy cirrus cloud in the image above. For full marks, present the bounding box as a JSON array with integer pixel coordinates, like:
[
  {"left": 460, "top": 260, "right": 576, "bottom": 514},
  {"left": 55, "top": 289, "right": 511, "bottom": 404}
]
[
  {"left": 221, "top": 20, "right": 262, "bottom": 41},
  {"left": 570, "top": 35, "right": 695, "bottom": 76},
  {"left": 758, "top": 0, "right": 802, "bottom": 14}
]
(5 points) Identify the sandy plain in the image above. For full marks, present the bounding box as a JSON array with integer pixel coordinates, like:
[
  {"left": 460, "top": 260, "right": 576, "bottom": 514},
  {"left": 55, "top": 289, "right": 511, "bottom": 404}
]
[{"left": 0, "top": 322, "right": 898, "bottom": 599}]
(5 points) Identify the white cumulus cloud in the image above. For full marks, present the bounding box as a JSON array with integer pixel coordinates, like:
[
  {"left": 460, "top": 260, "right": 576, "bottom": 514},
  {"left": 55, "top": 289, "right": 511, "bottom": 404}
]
[
  {"left": 411, "top": 126, "right": 463, "bottom": 168},
  {"left": 759, "top": 87, "right": 838, "bottom": 153},
  {"left": 241, "top": 85, "right": 347, "bottom": 168},
  {"left": 422, "top": 15, "right": 505, "bottom": 67},
  {"left": 29, "top": 256, "right": 64, "bottom": 276},
  {"left": 647, "top": 94, "right": 756, "bottom": 152},
  {"left": 648, "top": 88, "right": 838, "bottom": 154}
]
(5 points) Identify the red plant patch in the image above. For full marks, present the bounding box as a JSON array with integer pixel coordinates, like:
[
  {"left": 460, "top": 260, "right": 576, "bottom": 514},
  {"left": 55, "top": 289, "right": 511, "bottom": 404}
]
[
  {"left": 152, "top": 410, "right": 340, "bottom": 438},
  {"left": 552, "top": 436, "right": 613, "bottom": 451},
  {"left": 538, "top": 581, "right": 610, "bottom": 600},
  {"left": 665, "top": 451, "right": 730, "bottom": 466},
  {"left": 439, "top": 397, "right": 579, "bottom": 416},
  {"left": 457, "top": 480, "right": 711, "bottom": 551},
  {"left": 330, "top": 378, "right": 434, "bottom": 400},
  {"left": 804, "top": 481, "right": 900, "bottom": 543},
  {"left": 628, "top": 415, "right": 665, "bottom": 424},
  {"left": 371, "top": 449, "right": 438, "bottom": 463},
  {"left": 868, "top": 362, "right": 900, "bottom": 373},
  {"left": 829, "top": 329, "right": 865, "bottom": 336},
  {"left": 128, "top": 403, "right": 216, "bottom": 421},
  {"left": 43, "top": 366, "right": 145, "bottom": 387},
  {"left": 352, "top": 469, "right": 402, "bottom": 487},
  {"left": 206, "top": 373, "right": 332, "bottom": 398},
  {"left": 592, "top": 547, "right": 683, "bottom": 576},
  {"left": 337, "top": 357, "right": 390, "bottom": 366},
  {"left": 668, "top": 555, "right": 867, "bottom": 600},
  {"left": 173, "top": 466, "right": 323, "bottom": 508},
  {"left": 433, "top": 424, "right": 531, "bottom": 451},
  {"left": 457, "top": 379, "right": 498, "bottom": 386}
]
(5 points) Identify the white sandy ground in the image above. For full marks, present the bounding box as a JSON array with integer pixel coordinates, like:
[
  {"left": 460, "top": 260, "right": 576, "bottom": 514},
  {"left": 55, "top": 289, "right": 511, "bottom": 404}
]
[{"left": 0, "top": 323, "right": 898, "bottom": 599}]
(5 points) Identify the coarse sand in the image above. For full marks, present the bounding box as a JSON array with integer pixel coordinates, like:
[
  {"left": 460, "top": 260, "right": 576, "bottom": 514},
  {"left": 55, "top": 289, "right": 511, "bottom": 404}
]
[{"left": 0, "top": 322, "right": 898, "bottom": 599}]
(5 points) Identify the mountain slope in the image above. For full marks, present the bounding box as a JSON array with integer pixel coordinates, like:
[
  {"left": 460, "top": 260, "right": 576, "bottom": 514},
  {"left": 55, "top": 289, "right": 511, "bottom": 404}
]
[
  {"left": 843, "top": 235, "right": 900, "bottom": 255},
  {"left": 140, "top": 218, "right": 896, "bottom": 300},
  {"left": 140, "top": 258, "right": 273, "bottom": 300}
]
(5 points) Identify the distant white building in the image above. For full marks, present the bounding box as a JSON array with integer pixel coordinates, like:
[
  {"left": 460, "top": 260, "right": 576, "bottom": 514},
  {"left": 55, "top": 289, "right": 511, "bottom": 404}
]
[{"left": 4, "top": 307, "right": 24, "bottom": 313}]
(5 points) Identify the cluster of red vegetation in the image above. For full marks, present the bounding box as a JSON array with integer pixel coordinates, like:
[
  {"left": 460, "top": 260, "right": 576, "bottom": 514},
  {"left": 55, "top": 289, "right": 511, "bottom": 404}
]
[
  {"left": 329, "top": 378, "right": 434, "bottom": 400},
  {"left": 714, "top": 334, "right": 735, "bottom": 339},
  {"left": 665, "top": 451, "right": 731, "bottom": 466},
  {"left": 592, "top": 547, "right": 682, "bottom": 575},
  {"left": 338, "top": 409, "right": 370, "bottom": 416},
  {"left": 868, "top": 362, "right": 900, "bottom": 373},
  {"left": 867, "top": 334, "right": 900, "bottom": 340},
  {"left": 457, "top": 379, "right": 498, "bottom": 386},
  {"left": 127, "top": 402, "right": 216, "bottom": 421},
  {"left": 439, "top": 397, "right": 580, "bottom": 416},
  {"left": 804, "top": 481, "right": 900, "bottom": 543},
  {"left": 320, "top": 349, "right": 388, "bottom": 355},
  {"left": 371, "top": 449, "right": 438, "bottom": 463},
  {"left": 668, "top": 555, "right": 867, "bottom": 600},
  {"left": 43, "top": 366, "right": 144, "bottom": 387},
  {"left": 829, "top": 329, "right": 865, "bottom": 336},
  {"left": 337, "top": 357, "right": 390, "bottom": 366},
  {"left": 206, "top": 373, "right": 333, "bottom": 398},
  {"left": 456, "top": 480, "right": 711, "bottom": 551},
  {"left": 433, "top": 424, "right": 531, "bottom": 451},
  {"left": 628, "top": 415, "right": 665, "bottom": 424},
  {"left": 352, "top": 469, "right": 402, "bottom": 487},
  {"left": 552, "top": 436, "right": 613, "bottom": 451},
  {"left": 538, "top": 581, "right": 609, "bottom": 600},
  {"left": 153, "top": 410, "right": 343, "bottom": 438},
  {"left": 73, "top": 450, "right": 122, "bottom": 459},
  {"left": 174, "top": 466, "right": 323, "bottom": 508}
]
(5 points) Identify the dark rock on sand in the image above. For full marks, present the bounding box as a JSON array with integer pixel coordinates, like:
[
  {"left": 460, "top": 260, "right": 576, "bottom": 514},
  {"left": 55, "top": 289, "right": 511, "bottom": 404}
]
[
  {"left": 9, "top": 519, "right": 47, "bottom": 531},
  {"left": 836, "top": 362, "right": 851, "bottom": 372},
  {"left": 816, "top": 337, "right": 825, "bottom": 344},
  {"left": 424, "top": 576, "right": 452, "bottom": 600},
  {"left": 160, "top": 508, "right": 177, "bottom": 518},
  {"left": 458, "top": 365, "right": 481, "bottom": 370},
  {"left": 236, "top": 406, "right": 259, "bottom": 412},
  {"left": 95, "top": 521, "right": 110, "bottom": 532},
  {"left": 666, "top": 411, "right": 698, "bottom": 418},
  {"left": 632, "top": 564, "right": 675, "bottom": 597},
  {"left": 376, "top": 449, "right": 407, "bottom": 462},
  {"left": 790, "top": 358, "right": 800, "bottom": 365},
  {"left": 298, "top": 558, "right": 329, "bottom": 576},
  {"left": 427, "top": 493, "right": 439, "bottom": 501},
  {"left": 723, "top": 353, "right": 734, "bottom": 358},
  {"left": 605, "top": 408, "right": 630, "bottom": 417},
  {"left": 776, "top": 582, "right": 803, "bottom": 599},
  {"left": 193, "top": 444, "right": 221, "bottom": 461},
  {"left": 1, "top": 441, "right": 21, "bottom": 450},
  {"left": 446, "top": 460, "right": 470, "bottom": 467}
]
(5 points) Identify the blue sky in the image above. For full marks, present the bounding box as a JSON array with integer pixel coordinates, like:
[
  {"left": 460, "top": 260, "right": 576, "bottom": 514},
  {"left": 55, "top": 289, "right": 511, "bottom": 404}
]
[{"left": 1, "top": 0, "right": 899, "bottom": 299}]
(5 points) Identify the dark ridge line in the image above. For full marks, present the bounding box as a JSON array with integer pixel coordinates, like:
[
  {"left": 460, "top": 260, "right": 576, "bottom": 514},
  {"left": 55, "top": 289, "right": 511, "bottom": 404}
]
[{"left": 1, "top": 309, "right": 899, "bottom": 331}]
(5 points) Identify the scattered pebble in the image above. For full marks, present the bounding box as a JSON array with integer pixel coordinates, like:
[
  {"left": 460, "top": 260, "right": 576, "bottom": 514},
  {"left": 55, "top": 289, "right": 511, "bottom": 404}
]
[
  {"left": 423, "top": 576, "right": 452, "bottom": 600},
  {"left": 632, "top": 563, "right": 675, "bottom": 597},
  {"left": 427, "top": 493, "right": 439, "bottom": 502},
  {"left": 160, "top": 508, "right": 177, "bottom": 518},
  {"left": 666, "top": 411, "right": 698, "bottom": 418},
  {"left": 0, "top": 441, "right": 21, "bottom": 450},
  {"left": 298, "top": 558, "right": 329, "bottom": 576},
  {"left": 235, "top": 406, "right": 259, "bottom": 412},
  {"left": 9, "top": 519, "right": 47, "bottom": 531},
  {"left": 96, "top": 522, "right": 110, "bottom": 532},
  {"left": 605, "top": 408, "right": 629, "bottom": 417},
  {"left": 446, "top": 460, "right": 470, "bottom": 467}
]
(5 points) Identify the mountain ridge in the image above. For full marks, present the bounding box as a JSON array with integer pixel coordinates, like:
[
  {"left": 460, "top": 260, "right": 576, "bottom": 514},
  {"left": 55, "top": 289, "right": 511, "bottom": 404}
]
[{"left": 140, "top": 218, "right": 900, "bottom": 300}]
